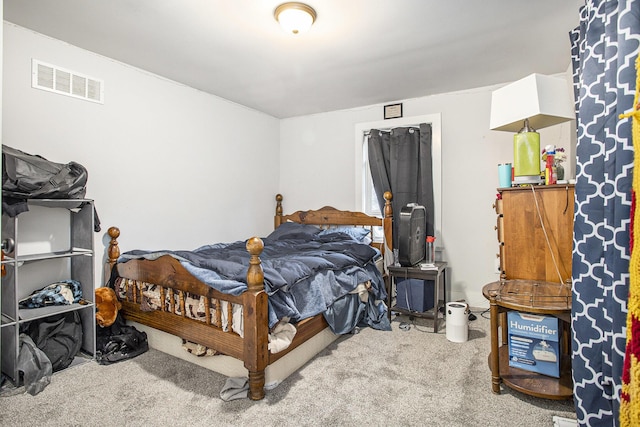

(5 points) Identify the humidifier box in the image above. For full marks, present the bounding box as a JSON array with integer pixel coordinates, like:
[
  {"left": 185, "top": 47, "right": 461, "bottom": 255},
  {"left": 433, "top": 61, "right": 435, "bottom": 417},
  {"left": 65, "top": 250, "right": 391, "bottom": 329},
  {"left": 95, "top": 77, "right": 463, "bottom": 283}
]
[{"left": 507, "top": 311, "right": 561, "bottom": 378}]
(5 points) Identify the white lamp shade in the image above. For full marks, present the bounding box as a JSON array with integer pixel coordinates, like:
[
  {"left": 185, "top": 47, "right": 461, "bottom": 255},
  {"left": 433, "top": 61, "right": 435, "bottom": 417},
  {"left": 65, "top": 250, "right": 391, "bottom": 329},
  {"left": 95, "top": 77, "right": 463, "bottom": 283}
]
[
  {"left": 490, "top": 73, "right": 575, "bottom": 132},
  {"left": 275, "top": 3, "right": 316, "bottom": 35}
]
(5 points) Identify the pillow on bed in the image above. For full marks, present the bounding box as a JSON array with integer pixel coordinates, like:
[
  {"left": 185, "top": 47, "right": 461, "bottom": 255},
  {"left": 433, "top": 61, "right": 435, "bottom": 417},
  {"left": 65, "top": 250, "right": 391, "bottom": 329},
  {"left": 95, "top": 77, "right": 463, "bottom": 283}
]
[
  {"left": 266, "top": 222, "right": 321, "bottom": 241},
  {"left": 318, "top": 226, "right": 371, "bottom": 243}
]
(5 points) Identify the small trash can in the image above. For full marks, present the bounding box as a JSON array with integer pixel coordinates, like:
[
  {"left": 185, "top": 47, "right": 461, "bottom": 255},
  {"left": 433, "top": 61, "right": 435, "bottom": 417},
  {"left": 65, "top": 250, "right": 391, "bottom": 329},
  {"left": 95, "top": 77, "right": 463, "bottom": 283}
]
[{"left": 446, "top": 302, "right": 469, "bottom": 343}]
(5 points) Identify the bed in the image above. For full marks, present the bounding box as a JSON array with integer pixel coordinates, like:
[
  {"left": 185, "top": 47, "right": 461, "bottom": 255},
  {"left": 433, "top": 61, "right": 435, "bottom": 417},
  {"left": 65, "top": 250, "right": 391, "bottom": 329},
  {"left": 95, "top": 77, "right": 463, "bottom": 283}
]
[{"left": 106, "top": 192, "right": 394, "bottom": 400}]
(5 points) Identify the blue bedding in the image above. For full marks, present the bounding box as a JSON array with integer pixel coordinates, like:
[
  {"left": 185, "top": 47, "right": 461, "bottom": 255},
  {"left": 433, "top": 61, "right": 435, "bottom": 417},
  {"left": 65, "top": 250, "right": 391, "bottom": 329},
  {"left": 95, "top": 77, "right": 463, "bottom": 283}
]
[{"left": 119, "top": 223, "right": 391, "bottom": 333}]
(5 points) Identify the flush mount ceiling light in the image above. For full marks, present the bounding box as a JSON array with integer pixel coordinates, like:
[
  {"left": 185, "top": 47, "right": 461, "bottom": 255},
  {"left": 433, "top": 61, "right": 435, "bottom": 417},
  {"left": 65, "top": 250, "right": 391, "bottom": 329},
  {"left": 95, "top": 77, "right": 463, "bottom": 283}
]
[{"left": 274, "top": 2, "right": 316, "bottom": 35}]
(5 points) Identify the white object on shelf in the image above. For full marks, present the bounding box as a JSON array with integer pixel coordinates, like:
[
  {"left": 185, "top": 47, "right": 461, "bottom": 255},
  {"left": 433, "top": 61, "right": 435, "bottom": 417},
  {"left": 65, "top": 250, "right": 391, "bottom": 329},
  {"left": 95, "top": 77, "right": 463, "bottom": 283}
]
[
  {"left": 419, "top": 262, "right": 437, "bottom": 270},
  {"left": 553, "top": 416, "right": 578, "bottom": 427}
]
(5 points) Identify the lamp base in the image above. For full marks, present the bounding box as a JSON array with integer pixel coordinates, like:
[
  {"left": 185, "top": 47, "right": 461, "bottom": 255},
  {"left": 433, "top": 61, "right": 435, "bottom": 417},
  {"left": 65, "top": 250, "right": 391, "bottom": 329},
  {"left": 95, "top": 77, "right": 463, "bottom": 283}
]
[
  {"left": 513, "top": 131, "right": 541, "bottom": 176},
  {"left": 513, "top": 175, "right": 543, "bottom": 185}
]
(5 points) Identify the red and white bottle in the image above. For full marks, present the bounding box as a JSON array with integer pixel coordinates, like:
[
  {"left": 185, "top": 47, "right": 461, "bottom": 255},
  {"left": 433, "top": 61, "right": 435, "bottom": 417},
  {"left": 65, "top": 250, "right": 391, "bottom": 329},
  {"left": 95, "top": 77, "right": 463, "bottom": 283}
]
[{"left": 426, "top": 236, "right": 436, "bottom": 264}]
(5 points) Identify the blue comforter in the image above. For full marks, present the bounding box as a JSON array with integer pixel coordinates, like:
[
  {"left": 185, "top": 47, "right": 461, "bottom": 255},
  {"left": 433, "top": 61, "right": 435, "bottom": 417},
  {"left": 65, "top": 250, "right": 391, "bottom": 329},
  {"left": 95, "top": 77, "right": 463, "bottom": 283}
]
[{"left": 119, "top": 223, "right": 391, "bottom": 333}]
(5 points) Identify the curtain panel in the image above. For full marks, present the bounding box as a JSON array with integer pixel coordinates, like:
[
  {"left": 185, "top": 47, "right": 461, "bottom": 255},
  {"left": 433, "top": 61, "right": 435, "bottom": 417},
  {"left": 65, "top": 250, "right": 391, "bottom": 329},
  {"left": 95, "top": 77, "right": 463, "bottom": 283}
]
[
  {"left": 621, "top": 53, "right": 640, "bottom": 427},
  {"left": 367, "top": 124, "right": 434, "bottom": 250},
  {"left": 570, "top": 1, "right": 639, "bottom": 425}
]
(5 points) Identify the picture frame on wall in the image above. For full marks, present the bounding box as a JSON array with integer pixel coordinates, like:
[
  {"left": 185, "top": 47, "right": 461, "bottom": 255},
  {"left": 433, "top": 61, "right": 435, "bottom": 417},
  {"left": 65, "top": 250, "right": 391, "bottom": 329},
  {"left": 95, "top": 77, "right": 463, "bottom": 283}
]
[{"left": 384, "top": 103, "right": 403, "bottom": 119}]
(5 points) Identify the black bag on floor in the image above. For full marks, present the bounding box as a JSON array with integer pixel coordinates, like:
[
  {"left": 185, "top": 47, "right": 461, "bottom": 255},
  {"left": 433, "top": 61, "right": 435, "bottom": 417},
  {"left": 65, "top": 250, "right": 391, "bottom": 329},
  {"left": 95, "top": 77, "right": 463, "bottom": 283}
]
[
  {"left": 96, "top": 313, "right": 148, "bottom": 365},
  {"left": 2, "top": 144, "right": 88, "bottom": 200},
  {"left": 26, "top": 311, "right": 83, "bottom": 372}
]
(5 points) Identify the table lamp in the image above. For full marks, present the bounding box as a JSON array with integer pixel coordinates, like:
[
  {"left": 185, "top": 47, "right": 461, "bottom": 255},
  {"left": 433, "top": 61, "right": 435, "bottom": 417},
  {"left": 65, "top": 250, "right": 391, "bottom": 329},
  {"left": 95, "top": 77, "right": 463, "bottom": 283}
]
[{"left": 490, "top": 74, "right": 574, "bottom": 185}]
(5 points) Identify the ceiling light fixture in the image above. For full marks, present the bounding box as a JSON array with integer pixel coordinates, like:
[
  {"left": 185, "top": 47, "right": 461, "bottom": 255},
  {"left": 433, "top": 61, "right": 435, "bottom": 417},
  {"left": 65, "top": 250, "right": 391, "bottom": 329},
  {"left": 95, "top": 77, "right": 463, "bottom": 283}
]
[{"left": 274, "top": 2, "right": 316, "bottom": 35}]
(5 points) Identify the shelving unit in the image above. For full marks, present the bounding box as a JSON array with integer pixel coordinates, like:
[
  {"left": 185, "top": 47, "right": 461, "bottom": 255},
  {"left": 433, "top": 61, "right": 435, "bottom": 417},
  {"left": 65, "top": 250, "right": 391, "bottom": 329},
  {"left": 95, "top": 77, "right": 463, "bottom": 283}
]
[{"left": 1, "top": 199, "right": 96, "bottom": 385}]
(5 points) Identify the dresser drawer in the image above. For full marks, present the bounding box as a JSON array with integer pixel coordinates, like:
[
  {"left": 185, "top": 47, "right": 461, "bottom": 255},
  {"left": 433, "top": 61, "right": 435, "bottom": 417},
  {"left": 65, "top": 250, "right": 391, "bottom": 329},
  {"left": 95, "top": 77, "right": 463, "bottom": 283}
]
[
  {"left": 495, "top": 214, "right": 503, "bottom": 242},
  {"left": 493, "top": 198, "right": 503, "bottom": 215}
]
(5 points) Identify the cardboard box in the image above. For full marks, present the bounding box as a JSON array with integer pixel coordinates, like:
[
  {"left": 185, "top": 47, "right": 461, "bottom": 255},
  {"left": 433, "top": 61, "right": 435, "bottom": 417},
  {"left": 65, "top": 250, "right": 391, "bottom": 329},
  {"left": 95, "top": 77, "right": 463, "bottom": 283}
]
[
  {"left": 396, "top": 279, "right": 434, "bottom": 312},
  {"left": 507, "top": 311, "right": 561, "bottom": 378}
]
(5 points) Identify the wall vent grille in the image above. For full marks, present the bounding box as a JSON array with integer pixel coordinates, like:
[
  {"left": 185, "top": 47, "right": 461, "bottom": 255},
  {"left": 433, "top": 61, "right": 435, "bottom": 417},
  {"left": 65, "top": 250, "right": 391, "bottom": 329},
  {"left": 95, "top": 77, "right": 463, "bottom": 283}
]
[{"left": 32, "top": 59, "right": 104, "bottom": 104}]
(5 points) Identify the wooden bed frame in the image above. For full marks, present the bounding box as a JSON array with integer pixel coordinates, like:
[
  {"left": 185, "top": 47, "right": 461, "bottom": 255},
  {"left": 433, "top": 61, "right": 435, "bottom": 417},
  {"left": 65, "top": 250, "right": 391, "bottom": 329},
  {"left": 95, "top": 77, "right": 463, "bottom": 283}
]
[{"left": 106, "top": 192, "right": 393, "bottom": 400}]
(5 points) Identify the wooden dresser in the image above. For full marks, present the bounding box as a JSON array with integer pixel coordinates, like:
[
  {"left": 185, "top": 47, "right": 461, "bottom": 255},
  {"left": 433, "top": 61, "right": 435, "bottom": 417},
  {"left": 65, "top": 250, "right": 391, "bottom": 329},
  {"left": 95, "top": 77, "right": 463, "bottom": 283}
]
[
  {"left": 495, "top": 185, "right": 574, "bottom": 283},
  {"left": 490, "top": 185, "right": 575, "bottom": 399}
]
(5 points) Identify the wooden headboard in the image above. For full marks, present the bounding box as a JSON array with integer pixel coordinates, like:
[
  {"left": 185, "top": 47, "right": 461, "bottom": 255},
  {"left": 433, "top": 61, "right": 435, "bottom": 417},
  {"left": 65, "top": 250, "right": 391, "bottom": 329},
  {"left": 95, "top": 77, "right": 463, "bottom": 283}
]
[{"left": 273, "top": 191, "right": 393, "bottom": 253}]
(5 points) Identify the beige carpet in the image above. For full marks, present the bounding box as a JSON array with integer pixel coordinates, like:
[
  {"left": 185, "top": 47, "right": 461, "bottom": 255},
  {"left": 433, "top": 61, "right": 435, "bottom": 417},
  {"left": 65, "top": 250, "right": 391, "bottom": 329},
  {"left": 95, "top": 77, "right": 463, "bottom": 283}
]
[{"left": 0, "top": 310, "right": 576, "bottom": 426}]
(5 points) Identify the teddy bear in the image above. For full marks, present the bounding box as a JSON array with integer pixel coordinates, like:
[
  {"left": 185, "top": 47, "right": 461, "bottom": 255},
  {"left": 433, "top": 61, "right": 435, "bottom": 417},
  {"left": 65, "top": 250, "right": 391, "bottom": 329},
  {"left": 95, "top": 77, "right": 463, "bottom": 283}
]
[{"left": 95, "top": 287, "right": 122, "bottom": 328}]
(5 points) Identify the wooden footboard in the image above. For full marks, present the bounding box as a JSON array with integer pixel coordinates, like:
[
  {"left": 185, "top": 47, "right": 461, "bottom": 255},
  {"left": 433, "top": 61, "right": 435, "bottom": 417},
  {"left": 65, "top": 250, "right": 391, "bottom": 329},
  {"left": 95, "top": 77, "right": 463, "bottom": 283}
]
[
  {"left": 105, "top": 192, "right": 394, "bottom": 401},
  {"left": 107, "top": 227, "right": 269, "bottom": 400}
]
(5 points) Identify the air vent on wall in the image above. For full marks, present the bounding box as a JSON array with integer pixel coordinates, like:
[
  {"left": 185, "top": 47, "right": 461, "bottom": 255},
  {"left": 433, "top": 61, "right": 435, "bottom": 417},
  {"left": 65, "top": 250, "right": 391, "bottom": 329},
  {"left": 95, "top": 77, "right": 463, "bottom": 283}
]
[{"left": 32, "top": 59, "right": 104, "bottom": 104}]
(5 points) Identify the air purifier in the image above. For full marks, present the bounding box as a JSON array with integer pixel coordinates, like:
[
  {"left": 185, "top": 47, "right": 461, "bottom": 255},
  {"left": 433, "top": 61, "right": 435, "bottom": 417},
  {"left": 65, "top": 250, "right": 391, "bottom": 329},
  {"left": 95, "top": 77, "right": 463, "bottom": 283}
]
[{"left": 398, "top": 203, "right": 426, "bottom": 266}]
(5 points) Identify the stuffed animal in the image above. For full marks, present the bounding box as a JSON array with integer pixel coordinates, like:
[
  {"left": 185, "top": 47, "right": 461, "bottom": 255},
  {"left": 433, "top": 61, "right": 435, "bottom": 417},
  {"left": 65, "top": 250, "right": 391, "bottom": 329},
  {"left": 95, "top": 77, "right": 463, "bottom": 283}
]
[{"left": 95, "top": 287, "right": 122, "bottom": 328}]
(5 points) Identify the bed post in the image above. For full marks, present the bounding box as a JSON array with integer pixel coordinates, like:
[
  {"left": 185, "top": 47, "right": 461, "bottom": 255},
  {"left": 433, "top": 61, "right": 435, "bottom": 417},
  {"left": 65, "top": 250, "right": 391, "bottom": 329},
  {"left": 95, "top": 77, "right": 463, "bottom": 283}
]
[
  {"left": 246, "top": 237, "right": 264, "bottom": 292},
  {"left": 107, "top": 226, "right": 121, "bottom": 276},
  {"left": 244, "top": 237, "right": 269, "bottom": 400},
  {"left": 274, "top": 194, "right": 283, "bottom": 229},
  {"left": 383, "top": 191, "right": 393, "bottom": 251}
]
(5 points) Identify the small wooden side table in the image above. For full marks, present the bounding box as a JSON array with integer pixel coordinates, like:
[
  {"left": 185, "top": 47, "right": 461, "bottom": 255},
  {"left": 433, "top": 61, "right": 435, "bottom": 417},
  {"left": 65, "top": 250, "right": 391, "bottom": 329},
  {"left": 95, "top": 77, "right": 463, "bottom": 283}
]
[
  {"left": 387, "top": 262, "right": 447, "bottom": 333},
  {"left": 482, "top": 279, "right": 572, "bottom": 400}
]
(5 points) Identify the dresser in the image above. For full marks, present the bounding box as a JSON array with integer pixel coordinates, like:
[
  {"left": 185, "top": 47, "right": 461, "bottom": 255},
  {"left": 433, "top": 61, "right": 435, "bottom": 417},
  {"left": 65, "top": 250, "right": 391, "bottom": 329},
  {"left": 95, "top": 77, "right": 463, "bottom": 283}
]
[
  {"left": 489, "top": 185, "right": 575, "bottom": 399},
  {"left": 495, "top": 185, "right": 574, "bottom": 283}
]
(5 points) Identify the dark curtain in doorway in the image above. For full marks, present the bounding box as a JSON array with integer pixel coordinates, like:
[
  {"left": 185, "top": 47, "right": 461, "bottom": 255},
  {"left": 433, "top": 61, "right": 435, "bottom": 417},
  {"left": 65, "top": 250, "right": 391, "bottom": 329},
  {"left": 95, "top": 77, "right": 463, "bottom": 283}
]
[
  {"left": 570, "top": 1, "right": 638, "bottom": 425},
  {"left": 367, "top": 124, "right": 434, "bottom": 249}
]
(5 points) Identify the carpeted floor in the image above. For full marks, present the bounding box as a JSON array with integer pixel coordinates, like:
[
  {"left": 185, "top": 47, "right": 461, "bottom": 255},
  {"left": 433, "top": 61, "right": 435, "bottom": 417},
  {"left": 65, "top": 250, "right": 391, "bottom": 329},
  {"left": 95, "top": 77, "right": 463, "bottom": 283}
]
[{"left": 0, "top": 310, "right": 576, "bottom": 426}]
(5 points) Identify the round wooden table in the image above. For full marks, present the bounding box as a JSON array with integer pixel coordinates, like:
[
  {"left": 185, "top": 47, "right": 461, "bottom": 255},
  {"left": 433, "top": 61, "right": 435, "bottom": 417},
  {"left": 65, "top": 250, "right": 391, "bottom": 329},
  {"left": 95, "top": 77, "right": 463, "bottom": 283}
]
[{"left": 482, "top": 279, "right": 573, "bottom": 400}]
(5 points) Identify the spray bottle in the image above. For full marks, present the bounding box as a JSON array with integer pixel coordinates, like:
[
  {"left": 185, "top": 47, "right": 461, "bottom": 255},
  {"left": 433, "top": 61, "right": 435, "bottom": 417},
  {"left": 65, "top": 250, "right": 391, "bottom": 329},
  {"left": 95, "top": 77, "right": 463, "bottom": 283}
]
[{"left": 544, "top": 145, "right": 556, "bottom": 185}]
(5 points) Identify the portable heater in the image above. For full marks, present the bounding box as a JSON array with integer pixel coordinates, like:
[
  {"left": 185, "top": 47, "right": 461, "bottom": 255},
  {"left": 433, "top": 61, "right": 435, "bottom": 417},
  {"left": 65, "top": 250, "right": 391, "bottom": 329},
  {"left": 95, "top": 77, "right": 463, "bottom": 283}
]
[{"left": 398, "top": 203, "right": 426, "bottom": 266}]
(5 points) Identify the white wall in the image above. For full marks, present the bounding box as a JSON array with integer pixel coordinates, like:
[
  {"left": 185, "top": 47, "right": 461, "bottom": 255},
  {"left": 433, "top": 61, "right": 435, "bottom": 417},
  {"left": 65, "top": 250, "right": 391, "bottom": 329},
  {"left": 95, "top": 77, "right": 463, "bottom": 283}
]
[
  {"left": 280, "top": 76, "right": 575, "bottom": 307},
  {"left": 3, "top": 22, "right": 576, "bottom": 308},
  {"left": 2, "top": 23, "right": 281, "bottom": 286}
]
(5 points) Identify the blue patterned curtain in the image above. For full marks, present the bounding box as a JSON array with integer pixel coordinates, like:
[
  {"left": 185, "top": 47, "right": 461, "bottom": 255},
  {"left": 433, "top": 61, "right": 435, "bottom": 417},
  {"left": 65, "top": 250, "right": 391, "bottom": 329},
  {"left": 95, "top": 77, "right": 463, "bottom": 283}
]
[{"left": 570, "top": 1, "right": 639, "bottom": 425}]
